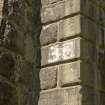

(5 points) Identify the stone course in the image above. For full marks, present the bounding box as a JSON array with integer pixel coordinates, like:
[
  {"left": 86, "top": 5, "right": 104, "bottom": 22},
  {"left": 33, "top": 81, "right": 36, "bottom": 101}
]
[
  {"left": 40, "top": 0, "right": 105, "bottom": 105},
  {"left": 40, "top": 66, "right": 57, "bottom": 90},
  {"left": 39, "top": 86, "right": 95, "bottom": 105},
  {"left": 41, "top": 37, "right": 95, "bottom": 66}
]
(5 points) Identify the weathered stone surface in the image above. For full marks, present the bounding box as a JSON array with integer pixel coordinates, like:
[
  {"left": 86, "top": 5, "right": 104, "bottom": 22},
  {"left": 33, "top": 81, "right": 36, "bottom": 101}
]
[
  {"left": 38, "top": 90, "right": 58, "bottom": 105},
  {"left": 58, "top": 15, "right": 81, "bottom": 40},
  {"left": 59, "top": 60, "right": 95, "bottom": 87},
  {"left": 81, "top": 0, "right": 99, "bottom": 21},
  {"left": 59, "top": 61, "right": 80, "bottom": 86},
  {"left": 80, "top": 62, "right": 95, "bottom": 87},
  {"left": 80, "top": 38, "right": 95, "bottom": 62},
  {"left": 41, "top": 37, "right": 95, "bottom": 66},
  {"left": 41, "top": 0, "right": 63, "bottom": 6},
  {"left": 86, "top": 1, "right": 99, "bottom": 21},
  {"left": 99, "top": 8, "right": 105, "bottom": 26},
  {"left": 41, "top": 0, "right": 99, "bottom": 23},
  {"left": 40, "top": 66, "right": 57, "bottom": 90},
  {"left": 41, "top": 2, "right": 64, "bottom": 23},
  {"left": 38, "top": 86, "right": 95, "bottom": 105},
  {"left": 0, "top": 0, "right": 104, "bottom": 105},
  {"left": 58, "top": 15, "right": 98, "bottom": 42},
  {"left": 64, "top": 0, "right": 80, "bottom": 17},
  {"left": 81, "top": 17, "right": 98, "bottom": 42},
  {"left": 41, "top": 0, "right": 80, "bottom": 23},
  {"left": 41, "top": 40, "right": 77, "bottom": 65},
  {"left": 40, "top": 23, "right": 58, "bottom": 45}
]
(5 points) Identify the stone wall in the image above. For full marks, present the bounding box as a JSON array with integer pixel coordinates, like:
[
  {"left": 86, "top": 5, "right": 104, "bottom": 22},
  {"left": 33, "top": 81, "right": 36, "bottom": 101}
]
[
  {"left": 0, "top": 0, "right": 105, "bottom": 105},
  {"left": 39, "top": 0, "right": 105, "bottom": 105}
]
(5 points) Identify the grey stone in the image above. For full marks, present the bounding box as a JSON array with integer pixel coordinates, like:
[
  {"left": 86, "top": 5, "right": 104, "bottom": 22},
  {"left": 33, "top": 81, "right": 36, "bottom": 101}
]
[
  {"left": 40, "top": 23, "right": 58, "bottom": 45},
  {"left": 59, "top": 60, "right": 95, "bottom": 87},
  {"left": 86, "top": 1, "right": 99, "bottom": 21},
  {"left": 41, "top": 0, "right": 63, "bottom": 6},
  {"left": 58, "top": 15, "right": 81, "bottom": 40},
  {"left": 81, "top": 62, "right": 95, "bottom": 87},
  {"left": 41, "top": 2, "right": 64, "bottom": 23},
  {"left": 41, "top": 0, "right": 99, "bottom": 23},
  {"left": 58, "top": 15, "right": 98, "bottom": 42},
  {"left": 81, "top": 17, "right": 98, "bottom": 42},
  {"left": 41, "top": 37, "right": 95, "bottom": 66},
  {"left": 41, "top": 0, "right": 81, "bottom": 23},
  {"left": 40, "top": 66, "right": 57, "bottom": 90},
  {"left": 38, "top": 86, "right": 95, "bottom": 105},
  {"left": 59, "top": 61, "right": 81, "bottom": 86},
  {"left": 38, "top": 90, "right": 58, "bottom": 105}
]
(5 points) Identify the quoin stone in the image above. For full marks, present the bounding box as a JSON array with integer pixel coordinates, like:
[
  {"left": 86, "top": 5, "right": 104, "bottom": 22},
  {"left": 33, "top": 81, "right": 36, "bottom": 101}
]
[{"left": 48, "top": 40, "right": 75, "bottom": 63}]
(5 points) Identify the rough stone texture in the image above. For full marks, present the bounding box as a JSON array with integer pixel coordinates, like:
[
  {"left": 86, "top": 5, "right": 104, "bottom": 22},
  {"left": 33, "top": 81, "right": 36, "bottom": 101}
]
[
  {"left": 41, "top": 37, "right": 95, "bottom": 66},
  {"left": 59, "top": 61, "right": 81, "bottom": 86},
  {"left": 40, "top": 66, "right": 57, "bottom": 90},
  {"left": 39, "top": 0, "right": 105, "bottom": 105},
  {"left": 40, "top": 23, "right": 58, "bottom": 45},
  {"left": 41, "top": 0, "right": 63, "bottom": 6},
  {"left": 58, "top": 15, "right": 98, "bottom": 42},
  {"left": 41, "top": 0, "right": 80, "bottom": 23},
  {"left": 38, "top": 90, "right": 58, "bottom": 105},
  {"left": 41, "top": 0, "right": 100, "bottom": 23},
  {"left": 38, "top": 86, "right": 95, "bottom": 105},
  {"left": 58, "top": 15, "right": 81, "bottom": 40},
  {"left": 41, "top": 1, "right": 64, "bottom": 23},
  {"left": 86, "top": 0, "right": 99, "bottom": 21},
  {"left": 59, "top": 60, "right": 95, "bottom": 87},
  {"left": 40, "top": 14, "right": 98, "bottom": 46},
  {"left": 0, "top": 0, "right": 104, "bottom": 105}
]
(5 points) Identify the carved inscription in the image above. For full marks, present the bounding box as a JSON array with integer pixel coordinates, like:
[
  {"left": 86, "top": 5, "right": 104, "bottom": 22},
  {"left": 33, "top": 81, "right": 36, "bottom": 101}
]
[
  {"left": 48, "top": 40, "right": 75, "bottom": 63},
  {"left": 62, "top": 41, "right": 75, "bottom": 60},
  {"left": 48, "top": 45, "right": 59, "bottom": 63}
]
